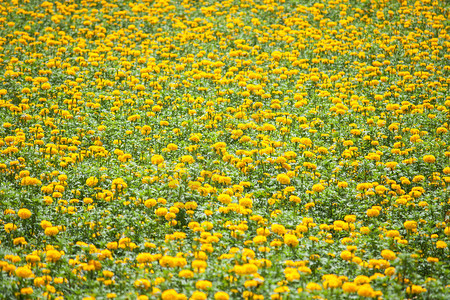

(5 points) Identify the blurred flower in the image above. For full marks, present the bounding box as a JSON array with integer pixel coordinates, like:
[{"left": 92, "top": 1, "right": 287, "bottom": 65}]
[
  {"left": 15, "top": 266, "right": 34, "bottom": 278},
  {"left": 422, "top": 155, "right": 436, "bottom": 163},
  {"left": 276, "top": 174, "right": 290, "bottom": 185}
]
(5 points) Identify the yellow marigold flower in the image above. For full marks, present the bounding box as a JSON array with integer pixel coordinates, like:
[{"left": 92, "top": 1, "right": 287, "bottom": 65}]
[
  {"left": 44, "top": 226, "right": 59, "bottom": 237},
  {"left": 201, "top": 221, "right": 213, "bottom": 231},
  {"left": 127, "top": 114, "right": 141, "bottom": 122},
  {"left": 310, "top": 75, "right": 320, "bottom": 82},
  {"left": 144, "top": 199, "right": 157, "bottom": 208},
  {"left": 253, "top": 235, "right": 267, "bottom": 244},
  {"left": 296, "top": 224, "right": 308, "bottom": 233},
  {"left": 444, "top": 227, "right": 450, "bottom": 236},
  {"left": 317, "top": 147, "right": 328, "bottom": 154},
  {"left": 357, "top": 284, "right": 375, "bottom": 297},
  {"left": 381, "top": 249, "right": 396, "bottom": 260},
  {"left": 436, "top": 241, "right": 447, "bottom": 249},
  {"left": 338, "top": 181, "right": 348, "bottom": 188},
  {"left": 283, "top": 151, "right": 297, "bottom": 159},
  {"left": 18, "top": 208, "right": 32, "bottom": 219},
  {"left": 271, "top": 224, "right": 287, "bottom": 235},
  {"left": 289, "top": 195, "right": 301, "bottom": 203},
  {"left": 354, "top": 275, "right": 370, "bottom": 285},
  {"left": 168, "top": 179, "right": 179, "bottom": 188},
  {"left": 111, "top": 178, "right": 128, "bottom": 191},
  {"left": 306, "top": 282, "right": 322, "bottom": 291},
  {"left": 136, "top": 253, "right": 153, "bottom": 264},
  {"left": 195, "top": 280, "right": 212, "bottom": 290},
  {"left": 404, "top": 221, "right": 417, "bottom": 231},
  {"left": 161, "top": 289, "right": 179, "bottom": 300},
  {"left": 52, "top": 191, "right": 62, "bottom": 198},
  {"left": 384, "top": 267, "right": 396, "bottom": 276},
  {"left": 4, "top": 209, "right": 15, "bottom": 215},
  {"left": 340, "top": 250, "right": 352, "bottom": 261},
  {"left": 342, "top": 282, "right": 358, "bottom": 293},
  {"left": 190, "top": 291, "right": 207, "bottom": 300},
  {"left": 13, "top": 237, "right": 27, "bottom": 245},
  {"left": 412, "top": 175, "right": 425, "bottom": 183},
  {"left": 152, "top": 105, "right": 162, "bottom": 112},
  {"left": 276, "top": 174, "right": 290, "bottom": 185},
  {"left": 181, "top": 155, "right": 195, "bottom": 163},
  {"left": 284, "top": 268, "right": 300, "bottom": 282},
  {"left": 192, "top": 260, "right": 207, "bottom": 272},
  {"left": 239, "top": 197, "right": 252, "bottom": 208},
  {"left": 271, "top": 51, "right": 282, "bottom": 60},
  {"left": 344, "top": 215, "right": 356, "bottom": 223},
  {"left": 217, "top": 194, "right": 231, "bottom": 204},
  {"left": 262, "top": 123, "right": 276, "bottom": 131},
  {"left": 103, "top": 270, "right": 114, "bottom": 278},
  {"left": 21, "top": 176, "right": 42, "bottom": 186},
  {"left": 46, "top": 250, "right": 62, "bottom": 262},
  {"left": 312, "top": 183, "right": 325, "bottom": 193},
  {"left": 374, "top": 185, "right": 387, "bottom": 194},
  {"left": 81, "top": 197, "right": 93, "bottom": 205},
  {"left": 385, "top": 161, "right": 397, "bottom": 170},
  {"left": 41, "top": 82, "right": 51, "bottom": 90},
  {"left": 427, "top": 257, "right": 439, "bottom": 263},
  {"left": 179, "top": 270, "right": 194, "bottom": 279},
  {"left": 134, "top": 279, "right": 151, "bottom": 289},
  {"left": 284, "top": 234, "right": 299, "bottom": 247},
  {"left": 323, "top": 276, "right": 342, "bottom": 289},
  {"left": 86, "top": 177, "right": 98, "bottom": 187},
  {"left": 422, "top": 155, "right": 436, "bottom": 163},
  {"left": 26, "top": 254, "right": 40, "bottom": 264},
  {"left": 20, "top": 287, "right": 33, "bottom": 295},
  {"left": 155, "top": 207, "right": 168, "bottom": 217},
  {"left": 214, "top": 292, "right": 229, "bottom": 300},
  {"left": 366, "top": 209, "right": 379, "bottom": 217},
  {"left": 410, "top": 134, "right": 421, "bottom": 143},
  {"left": 33, "top": 277, "right": 46, "bottom": 287},
  {"left": 151, "top": 154, "right": 164, "bottom": 165},
  {"left": 15, "top": 266, "right": 34, "bottom": 278},
  {"left": 436, "top": 127, "right": 448, "bottom": 134},
  {"left": 242, "top": 263, "right": 258, "bottom": 275},
  {"left": 303, "top": 150, "right": 315, "bottom": 158},
  {"left": 385, "top": 230, "right": 399, "bottom": 238},
  {"left": 40, "top": 220, "right": 52, "bottom": 229},
  {"left": 135, "top": 84, "right": 145, "bottom": 91},
  {"left": 185, "top": 201, "right": 198, "bottom": 210},
  {"left": 5, "top": 223, "right": 18, "bottom": 233},
  {"left": 167, "top": 143, "right": 178, "bottom": 151},
  {"left": 406, "top": 285, "right": 427, "bottom": 294}
]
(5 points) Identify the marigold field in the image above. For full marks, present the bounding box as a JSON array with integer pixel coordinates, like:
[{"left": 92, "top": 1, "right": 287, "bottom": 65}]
[{"left": 0, "top": 0, "right": 449, "bottom": 299}]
